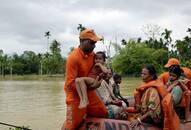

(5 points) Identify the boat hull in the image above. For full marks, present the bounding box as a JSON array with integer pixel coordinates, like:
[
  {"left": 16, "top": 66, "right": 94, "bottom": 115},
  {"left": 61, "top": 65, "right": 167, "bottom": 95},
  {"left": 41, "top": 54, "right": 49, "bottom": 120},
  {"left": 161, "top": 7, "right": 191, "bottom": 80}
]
[
  {"left": 79, "top": 96, "right": 191, "bottom": 130},
  {"left": 79, "top": 117, "right": 191, "bottom": 130},
  {"left": 79, "top": 117, "right": 162, "bottom": 130}
]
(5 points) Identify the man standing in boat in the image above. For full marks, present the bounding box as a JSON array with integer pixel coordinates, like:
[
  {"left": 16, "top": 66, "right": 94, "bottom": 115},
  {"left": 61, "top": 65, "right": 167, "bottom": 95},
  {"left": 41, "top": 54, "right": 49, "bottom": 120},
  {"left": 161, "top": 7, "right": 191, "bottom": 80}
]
[{"left": 61, "top": 28, "right": 108, "bottom": 130}]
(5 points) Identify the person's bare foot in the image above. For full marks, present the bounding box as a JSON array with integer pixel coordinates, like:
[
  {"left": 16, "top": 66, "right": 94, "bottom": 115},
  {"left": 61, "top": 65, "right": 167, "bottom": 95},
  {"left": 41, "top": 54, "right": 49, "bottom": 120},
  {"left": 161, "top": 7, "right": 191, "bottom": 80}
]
[{"left": 79, "top": 100, "right": 89, "bottom": 109}]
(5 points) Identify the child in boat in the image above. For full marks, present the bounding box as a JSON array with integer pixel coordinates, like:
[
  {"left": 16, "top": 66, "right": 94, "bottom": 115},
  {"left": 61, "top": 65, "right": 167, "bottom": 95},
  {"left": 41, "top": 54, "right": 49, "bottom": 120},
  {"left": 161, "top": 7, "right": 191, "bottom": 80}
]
[
  {"left": 165, "top": 66, "right": 189, "bottom": 105},
  {"left": 75, "top": 51, "right": 109, "bottom": 109},
  {"left": 112, "top": 73, "right": 129, "bottom": 107},
  {"left": 165, "top": 65, "right": 190, "bottom": 121}
]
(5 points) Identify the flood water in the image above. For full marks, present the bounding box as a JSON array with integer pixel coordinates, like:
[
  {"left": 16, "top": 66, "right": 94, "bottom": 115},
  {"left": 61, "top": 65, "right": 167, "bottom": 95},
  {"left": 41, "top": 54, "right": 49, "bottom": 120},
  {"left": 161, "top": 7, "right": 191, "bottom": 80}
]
[
  {"left": 0, "top": 78, "right": 141, "bottom": 130},
  {"left": 0, "top": 80, "right": 66, "bottom": 130}
]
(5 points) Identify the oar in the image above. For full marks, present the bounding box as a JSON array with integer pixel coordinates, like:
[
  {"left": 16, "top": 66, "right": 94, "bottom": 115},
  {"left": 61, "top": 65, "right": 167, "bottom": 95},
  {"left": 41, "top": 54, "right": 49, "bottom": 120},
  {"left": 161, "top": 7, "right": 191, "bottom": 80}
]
[{"left": 0, "top": 122, "right": 32, "bottom": 130}]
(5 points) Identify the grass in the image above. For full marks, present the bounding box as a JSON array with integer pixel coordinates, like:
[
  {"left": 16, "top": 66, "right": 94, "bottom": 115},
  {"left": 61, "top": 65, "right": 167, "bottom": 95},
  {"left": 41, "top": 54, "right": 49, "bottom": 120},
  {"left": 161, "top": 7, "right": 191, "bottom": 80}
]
[{"left": 120, "top": 77, "right": 142, "bottom": 96}]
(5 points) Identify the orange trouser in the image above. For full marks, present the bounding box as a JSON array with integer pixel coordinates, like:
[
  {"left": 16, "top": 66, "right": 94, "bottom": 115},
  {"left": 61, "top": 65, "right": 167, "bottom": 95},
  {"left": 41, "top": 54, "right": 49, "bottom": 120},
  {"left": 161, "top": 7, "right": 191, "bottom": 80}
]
[{"left": 64, "top": 91, "right": 108, "bottom": 130}]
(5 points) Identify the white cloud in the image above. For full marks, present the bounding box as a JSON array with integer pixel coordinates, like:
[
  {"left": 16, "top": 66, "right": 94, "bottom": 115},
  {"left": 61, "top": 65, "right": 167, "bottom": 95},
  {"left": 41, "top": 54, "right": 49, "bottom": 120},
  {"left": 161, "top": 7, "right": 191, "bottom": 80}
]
[{"left": 0, "top": 0, "right": 190, "bottom": 56}]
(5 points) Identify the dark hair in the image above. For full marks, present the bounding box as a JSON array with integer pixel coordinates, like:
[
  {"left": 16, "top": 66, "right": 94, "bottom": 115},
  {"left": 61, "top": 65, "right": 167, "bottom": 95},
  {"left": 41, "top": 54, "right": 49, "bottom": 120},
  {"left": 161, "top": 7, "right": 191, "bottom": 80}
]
[
  {"left": 169, "top": 66, "right": 183, "bottom": 78},
  {"left": 96, "top": 51, "right": 107, "bottom": 61},
  {"left": 113, "top": 73, "right": 121, "bottom": 81},
  {"left": 145, "top": 64, "right": 158, "bottom": 80}
]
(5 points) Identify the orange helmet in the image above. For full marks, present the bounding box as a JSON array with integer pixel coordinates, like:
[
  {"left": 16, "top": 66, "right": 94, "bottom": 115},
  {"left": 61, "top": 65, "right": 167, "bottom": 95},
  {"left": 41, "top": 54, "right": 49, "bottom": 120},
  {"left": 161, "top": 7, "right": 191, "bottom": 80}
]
[{"left": 182, "top": 67, "right": 191, "bottom": 79}]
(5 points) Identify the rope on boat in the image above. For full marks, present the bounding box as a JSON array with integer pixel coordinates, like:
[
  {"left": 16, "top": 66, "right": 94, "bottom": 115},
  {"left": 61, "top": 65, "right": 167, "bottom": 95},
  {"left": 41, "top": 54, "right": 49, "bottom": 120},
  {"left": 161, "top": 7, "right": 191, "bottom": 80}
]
[
  {"left": 182, "top": 120, "right": 191, "bottom": 123},
  {"left": 0, "top": 121, "right": 31, "bottom": 130}
]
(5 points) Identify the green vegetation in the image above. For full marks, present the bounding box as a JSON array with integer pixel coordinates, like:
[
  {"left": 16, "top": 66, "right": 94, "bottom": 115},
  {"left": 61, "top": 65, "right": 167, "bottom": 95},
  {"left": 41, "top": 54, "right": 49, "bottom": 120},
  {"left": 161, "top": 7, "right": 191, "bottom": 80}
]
[
  {"left": 120, "top": 77, "right": 142, "bottom": 96},
  {"left": 0, "top": 40, "right": 66, "bottom": 77},
  {"left": 0, "top": 25, "right": 190, "bottom": 77},
  {"left": 112, "top": 26, "right": 191, "bottom": 75},
  {"left": 0, "top": 121, "right": 31, "bottom": 130},
  {"left": 9, "top": 126, "right": 30, "bottom": 130}
]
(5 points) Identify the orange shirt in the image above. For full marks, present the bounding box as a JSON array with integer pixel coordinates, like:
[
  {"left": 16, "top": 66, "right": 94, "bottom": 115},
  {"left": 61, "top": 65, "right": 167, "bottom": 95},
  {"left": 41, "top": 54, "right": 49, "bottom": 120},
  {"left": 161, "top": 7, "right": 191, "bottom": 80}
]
[
  {"left": 182, "top": 67, "right": 191, "bottom": 79},
  {"left": 158, "top": 72, "right": 169, "bottom": 85},
  {"left": 64, "top": 47, "right": 95, "bottom": 103},
  {"left": 159, "top": 67, "right": 191, "bottom": 85}
]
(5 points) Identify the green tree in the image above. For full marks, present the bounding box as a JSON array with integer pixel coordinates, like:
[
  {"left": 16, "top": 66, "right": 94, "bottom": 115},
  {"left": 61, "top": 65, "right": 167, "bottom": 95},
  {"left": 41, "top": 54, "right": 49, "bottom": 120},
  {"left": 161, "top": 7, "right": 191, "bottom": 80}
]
[
  {"left": 11, "top": 53, "right": 25, "bottom": 75},
  {"left": 152, "top": 49, "right": 168, "bottom": 72},
  {"left": 112, "top": 40, "right": 168, "bottom": 75},
  {"left": 0, "top": 50, "right": 9, "bottom": 76},
  {"left": 21, "top": 51, "right": 39, "bottom": 74},
  {"left": 112, "top": 41, "right": 152, "bottom": 75},
  {"left": 7, "top": 56, "right": 13, "bottom": 76},
  {"left": 43, "top": 40, "right": 65, "bottom": 75},
  {"left": 0, "top": 50, "right": 4, "bottom": 76},
  {"left": 44, "top": 31, "right": 51, "bottom": 52},
  {"left": 175, "top": 36, "right": 191, "bottom": 62},
  {"left": 161, "top": 29, "right": 173, "bottom": 55}
]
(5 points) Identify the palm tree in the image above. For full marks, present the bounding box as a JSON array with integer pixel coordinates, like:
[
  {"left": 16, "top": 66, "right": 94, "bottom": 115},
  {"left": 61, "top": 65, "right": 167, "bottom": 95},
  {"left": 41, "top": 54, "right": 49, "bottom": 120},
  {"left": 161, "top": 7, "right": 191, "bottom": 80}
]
[
  {"left": 161, "top": 29, "right": 172, "bottom": 57},
  {"left": 121, "top": 39, "right": 127, "bottom": 45},
  {"left": 187, "top": 28, "right": 191, "bottom": 35},
  {"left": 50, "top": 40, "right": 61, "bottom": 55},
  {"left": 44, "top": 31, "right": 51, "bottom": 52},
  {"left": 77, "top": 24, "right": 86, "bottom": 32}
]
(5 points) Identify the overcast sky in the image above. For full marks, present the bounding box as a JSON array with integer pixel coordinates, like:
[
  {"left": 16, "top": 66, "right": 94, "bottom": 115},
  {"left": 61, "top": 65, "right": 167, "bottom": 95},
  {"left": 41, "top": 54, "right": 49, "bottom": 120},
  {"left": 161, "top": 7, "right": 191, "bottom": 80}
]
[{"left": 0, "top": 0, "right": 190, "bottom": 56}]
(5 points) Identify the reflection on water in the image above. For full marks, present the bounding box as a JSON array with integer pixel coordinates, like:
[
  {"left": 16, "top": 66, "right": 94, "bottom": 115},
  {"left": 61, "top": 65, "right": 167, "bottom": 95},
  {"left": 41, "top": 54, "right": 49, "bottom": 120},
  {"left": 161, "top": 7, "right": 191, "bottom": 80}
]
[{"left": 0, "top": 81, "right": 66, "bottom": 130}]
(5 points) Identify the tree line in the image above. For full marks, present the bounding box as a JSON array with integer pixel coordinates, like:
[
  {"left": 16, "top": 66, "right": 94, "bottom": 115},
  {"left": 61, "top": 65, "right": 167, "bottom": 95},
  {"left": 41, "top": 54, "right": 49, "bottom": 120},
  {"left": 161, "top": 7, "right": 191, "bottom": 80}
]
[
  {"left": 0, "top": 40, "right": 66, "bottom": 76},
  {"left": 112, "top": 25, "right": 191, "bottom": 76},
  {"left": 0, "top": 25, "right": 190, "bottom": 76}
]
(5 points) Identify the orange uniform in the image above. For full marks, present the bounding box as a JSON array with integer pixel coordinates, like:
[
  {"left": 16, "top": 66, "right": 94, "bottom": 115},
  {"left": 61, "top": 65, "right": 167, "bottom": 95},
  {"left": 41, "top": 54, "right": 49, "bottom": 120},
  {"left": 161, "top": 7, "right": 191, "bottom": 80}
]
[
  {"left": 158, "top": 72, "right": 169, "bottom": 85},
  {"left": 64, "top": 48, "right": 108, "bottom": 130},
  {"left": 159, "top": 69, "right": 191, "bottom": 92},
  {"left": 182, "top": 67, "right": 191, "bottom": 80},
  {"left": 159, "top": 68, "right": 191, "bottom": 122},
  {"left": 159, "top": 67, "right": 191, "bottom": 85}
]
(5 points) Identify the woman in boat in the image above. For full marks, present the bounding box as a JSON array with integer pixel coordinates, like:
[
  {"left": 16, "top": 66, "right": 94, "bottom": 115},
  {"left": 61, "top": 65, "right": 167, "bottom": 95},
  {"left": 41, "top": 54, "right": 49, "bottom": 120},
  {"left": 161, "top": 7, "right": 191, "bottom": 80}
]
[
  {"left": 121, "top": 64, "right": 180, "bottom": 130},
  {"left": 129, "top": 65, "right": 163, "bottom": 127}
]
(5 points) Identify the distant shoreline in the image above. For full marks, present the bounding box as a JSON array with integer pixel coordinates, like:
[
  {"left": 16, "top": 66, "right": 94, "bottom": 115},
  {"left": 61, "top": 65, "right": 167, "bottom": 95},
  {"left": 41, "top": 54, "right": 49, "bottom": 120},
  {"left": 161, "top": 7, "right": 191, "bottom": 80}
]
[{"left": 0, "top": 74, "right": 65, "bottom": 81}]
